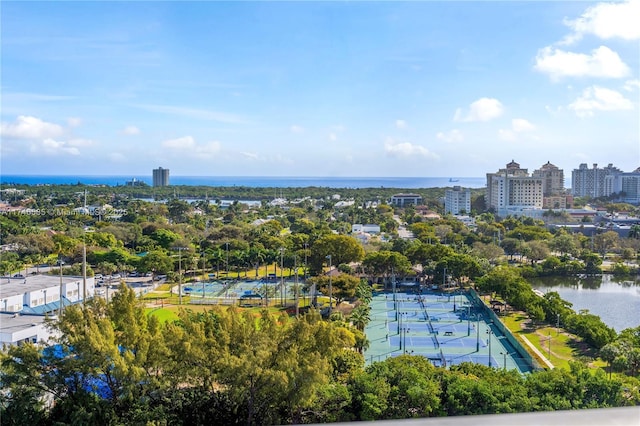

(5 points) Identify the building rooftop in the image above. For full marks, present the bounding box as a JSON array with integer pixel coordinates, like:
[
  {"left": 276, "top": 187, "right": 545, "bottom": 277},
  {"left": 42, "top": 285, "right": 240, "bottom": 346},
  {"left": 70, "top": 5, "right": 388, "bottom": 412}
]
[{"left": 0, "top": 275, "right": 85, "bottom": 298}]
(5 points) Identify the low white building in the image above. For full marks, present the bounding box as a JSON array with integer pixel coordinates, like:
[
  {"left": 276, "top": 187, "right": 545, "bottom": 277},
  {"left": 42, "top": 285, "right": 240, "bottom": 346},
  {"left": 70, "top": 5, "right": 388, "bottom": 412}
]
[
  {"left": 352, "top": 224, "right": 381, "bottom": 234},
  {"left": 390, "top": 193, "right": 422, "bottom": 207},
  {"left": 0, "top": 312, "right": 59, "bottom": 346},
  {"left": 0, "top": 274, "right": 94, "bottom": 345}
]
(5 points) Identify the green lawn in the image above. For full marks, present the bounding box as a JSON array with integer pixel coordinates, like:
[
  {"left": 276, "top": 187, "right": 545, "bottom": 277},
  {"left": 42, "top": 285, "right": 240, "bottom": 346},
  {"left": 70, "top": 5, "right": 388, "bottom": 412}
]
[
  {"left": 146, "top": 307, "right": 180, "bottom": 323},
  {"left": 500, "top": 312, "right": 606, "bottom": 370}
]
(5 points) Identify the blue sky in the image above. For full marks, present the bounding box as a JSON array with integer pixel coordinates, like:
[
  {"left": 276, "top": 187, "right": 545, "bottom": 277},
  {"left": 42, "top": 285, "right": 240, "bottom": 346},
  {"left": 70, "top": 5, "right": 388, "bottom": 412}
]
[{"left": 1, "top": 1, "right": 638, "bottom": 177}]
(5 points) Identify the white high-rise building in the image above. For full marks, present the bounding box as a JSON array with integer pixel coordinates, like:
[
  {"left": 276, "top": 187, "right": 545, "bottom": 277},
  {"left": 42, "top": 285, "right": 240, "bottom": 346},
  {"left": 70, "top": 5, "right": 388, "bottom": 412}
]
[
  {"left": 604, "top": 167, "right": 640, "bottom": 204},
  {"left": 445, "top": 186, "right": 471, "bottom": 215},
  {"left": 571, "top": 163, "right": 621, "bottom": 198},
  {"left": 486, "top": 160, "right": 543, "bottom": 215}
]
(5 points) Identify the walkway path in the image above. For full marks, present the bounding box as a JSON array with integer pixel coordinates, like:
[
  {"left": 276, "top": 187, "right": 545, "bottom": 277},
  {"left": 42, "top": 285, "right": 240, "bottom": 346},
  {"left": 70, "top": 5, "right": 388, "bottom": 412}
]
[{"left": 520, "top": 335, "right": 554, "bottom": 369}]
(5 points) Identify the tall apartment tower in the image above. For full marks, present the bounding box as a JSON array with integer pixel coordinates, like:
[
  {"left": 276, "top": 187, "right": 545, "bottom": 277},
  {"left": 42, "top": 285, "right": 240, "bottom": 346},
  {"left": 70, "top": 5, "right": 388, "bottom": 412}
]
[
  {"left": 571, "top": 163, "right": 621, "bottom": 198},
  {"left": 486, "top": 160, "right": 543, "bottom": 214},
  {"left": 604, "top": 167, "right": 640, "bottom": 204},
  {"left": 532, "top": 161, "right": 564, "bottom": 195},
  {"left": 445, "top": 186, "right": 471, "bottom": 215},
  {"left": 152, "top": 167, "right": 170, "bottom": 187}
]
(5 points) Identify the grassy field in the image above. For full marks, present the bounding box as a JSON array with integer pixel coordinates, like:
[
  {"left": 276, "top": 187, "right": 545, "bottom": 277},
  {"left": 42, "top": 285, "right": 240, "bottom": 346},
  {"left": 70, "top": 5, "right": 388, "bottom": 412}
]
[{"left": 501, "top": 312, "right": 607, "bottom": 370}]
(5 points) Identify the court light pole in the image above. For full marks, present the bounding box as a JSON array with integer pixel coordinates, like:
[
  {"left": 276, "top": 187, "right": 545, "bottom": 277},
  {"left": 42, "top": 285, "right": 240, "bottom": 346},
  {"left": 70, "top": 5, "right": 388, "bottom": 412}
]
[
  {"left": 500, "top": 351, "right": 507, "bottom": 370},
  {"left": 476, "top": 315, "right": 480, "bottom": 352},
  {"left": 486, "top": 326, "right": 493, "bottom": 367}
]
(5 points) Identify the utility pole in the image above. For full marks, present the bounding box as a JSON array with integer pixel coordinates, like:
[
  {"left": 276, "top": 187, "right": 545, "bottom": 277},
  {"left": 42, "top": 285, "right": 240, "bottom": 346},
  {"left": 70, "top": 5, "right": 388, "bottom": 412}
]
[{"left": 326, "top": 255, "right": 332, "bottom": 315}]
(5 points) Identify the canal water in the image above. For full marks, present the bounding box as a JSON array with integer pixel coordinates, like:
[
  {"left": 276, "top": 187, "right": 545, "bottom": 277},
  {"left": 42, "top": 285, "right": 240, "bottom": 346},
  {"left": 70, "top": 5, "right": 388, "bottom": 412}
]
[{"left": 529, "top": 275, "right": 640, "bottom": 332}]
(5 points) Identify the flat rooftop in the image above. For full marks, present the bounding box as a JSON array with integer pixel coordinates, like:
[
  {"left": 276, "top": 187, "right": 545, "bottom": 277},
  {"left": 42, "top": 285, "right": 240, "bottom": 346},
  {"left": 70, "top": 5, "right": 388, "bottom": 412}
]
[{"left": 0, "top": 275, "right": 87, "bottom": 298}]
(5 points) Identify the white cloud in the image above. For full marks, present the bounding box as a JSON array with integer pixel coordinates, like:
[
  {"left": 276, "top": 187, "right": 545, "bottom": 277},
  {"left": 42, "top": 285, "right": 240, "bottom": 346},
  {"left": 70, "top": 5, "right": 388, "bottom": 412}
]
[
  {"left": 624, "top": 79, "right": 640, "bottom": 91},
  {"left": 67, "top": 117, "right": 82, "bottom": 128},
  {"left": 384, "top": 139, "right": 437, "bottom": 158},
  {"left": 67, "top": 138, "right": 94, "bottom": 147},
  {"left": 498, "top": 119, "right": 536, "bottom": 141},
  {"left": 328, "top": 133, "right": 337, "bottom": 141},
  {"left": 196, "top": 141, "right": 222, "bottom": 157},
  {"left": 436, "top": 129, "right": 464, "bottom": 143},
  {"left": 395, "top": 119, "right": 407, "bottom": 129},
  {"left": 534, "top": 46, "right": 630, "bottom": 80},
  {"left": 122, "top": 125, "right": 140, "bottom": 135},
  {"left": 290, "top": 125, "right": 304, "bottom": 133},
  {"left": 162, "top": 136, "right": 221, "bottom": 158},
  {"left": 240, "top": 151, "right": 259, "bottom": 160},
  {"left": 562, "top": 0, "right": 640, "bottom": 44},
  {"left": 162, "top": 136, "right": 195, "bottom": 149},
  {"left": 511, "top": 118, "right": 536, "bottom": 133},
  {"left": 454, "top": 98, "right": 504, "bottom": 122},
  {"left": 1, "top": 115, "right": 64, "bottom": 139},
  {"left": 568, "top": 86, "right": 634, "bottom": 117},
  {"left": 29, "top": 138, "right": 81, "bottom": 156}
]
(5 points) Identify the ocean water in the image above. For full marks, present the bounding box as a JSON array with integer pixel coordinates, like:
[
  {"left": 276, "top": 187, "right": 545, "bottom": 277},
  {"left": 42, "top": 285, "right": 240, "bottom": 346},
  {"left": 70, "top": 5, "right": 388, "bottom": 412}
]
[{"left": 0, "top": 175, "right": 486, "bottom": 189}]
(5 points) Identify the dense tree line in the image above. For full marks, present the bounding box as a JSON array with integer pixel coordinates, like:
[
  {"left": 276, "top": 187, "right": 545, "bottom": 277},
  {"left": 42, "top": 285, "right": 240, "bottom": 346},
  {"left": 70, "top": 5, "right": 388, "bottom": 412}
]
[{"left": 2, "top": 285, "right": 639, "bottom": 425}]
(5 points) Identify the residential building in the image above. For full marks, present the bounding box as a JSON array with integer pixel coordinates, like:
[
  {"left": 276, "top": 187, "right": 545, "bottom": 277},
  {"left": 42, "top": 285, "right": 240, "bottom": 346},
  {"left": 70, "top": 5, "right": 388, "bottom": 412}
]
[
  {"left": 532, "top": 161, "right": 564, "bottom": 195},
  {"left": 152, "top": 167, "right": 170, "bottom": 187},
  {"left": 604, "top": 167, "right": 640, "bottom": 204},
  {"left": 486, "top": 160, "right": 543, "bottom": 215},
  {"left": 445, "top": 186, "right": 471, "bottom": 215},
  {"left": 542, "top": 195, "right": 574, "bottom": 209},
  {"left": 571, "top": 163, "right": 622, "bottom": 198},
  {"left": 390, "top": 193, "right": 422, "bottom": 207}
]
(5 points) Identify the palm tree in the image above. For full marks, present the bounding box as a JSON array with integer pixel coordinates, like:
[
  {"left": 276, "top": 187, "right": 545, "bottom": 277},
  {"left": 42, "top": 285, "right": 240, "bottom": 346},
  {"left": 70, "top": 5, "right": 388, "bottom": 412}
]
[{"left": 350, "top": 305, "right": 371, "bottom": 331}]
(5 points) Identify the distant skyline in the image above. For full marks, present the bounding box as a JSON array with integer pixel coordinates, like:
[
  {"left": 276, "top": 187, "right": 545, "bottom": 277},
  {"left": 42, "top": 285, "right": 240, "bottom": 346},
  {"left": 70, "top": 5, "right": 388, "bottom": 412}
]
[{"left": 1, "top": 1, "right": 639, "bottom": 177}]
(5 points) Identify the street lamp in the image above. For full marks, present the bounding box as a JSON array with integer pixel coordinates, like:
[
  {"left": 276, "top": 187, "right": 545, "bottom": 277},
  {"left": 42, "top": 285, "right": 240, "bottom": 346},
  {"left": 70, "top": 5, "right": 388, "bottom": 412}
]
[
  {"left": 303, "top": 242, "right": 308, "bottom": 281},
  {"left": 326, "top": 255, "right": 332, "bottom": 315},
  {"left": 443, "top": 266, "right": 447, "bottom": 289},
  {"left": 176, "top": 247, "right": 186, "bottom": 305},
  {"left": 280, "top": 247, "right": 285, "bottom": 306},
  {"left": 225, "top": 242, "right": 230, "bottom": 278},
  {"left": 58, "top": 260, "right": 65, "bottom": 316},
  {"left": 294, "top": 265, "right": 299, "bottom": 317}
]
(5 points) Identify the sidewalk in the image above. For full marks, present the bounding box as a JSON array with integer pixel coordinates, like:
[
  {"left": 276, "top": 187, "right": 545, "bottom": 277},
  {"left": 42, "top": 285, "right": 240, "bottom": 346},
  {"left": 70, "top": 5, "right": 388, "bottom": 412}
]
[{"left": 520, "top": 335, "right": 554, "bottom": 369}]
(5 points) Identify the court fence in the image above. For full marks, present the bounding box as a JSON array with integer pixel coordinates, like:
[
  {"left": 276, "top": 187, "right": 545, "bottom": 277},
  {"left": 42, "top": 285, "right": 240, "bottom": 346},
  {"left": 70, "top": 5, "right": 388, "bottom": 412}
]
[{"left": 468, "top": 288, "right": 543, "bottom": 371}]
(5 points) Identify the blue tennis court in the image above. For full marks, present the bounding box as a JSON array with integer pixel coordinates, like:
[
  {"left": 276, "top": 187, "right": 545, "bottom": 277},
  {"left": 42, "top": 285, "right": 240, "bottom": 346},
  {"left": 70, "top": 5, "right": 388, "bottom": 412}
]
[{"left": 365, "top": 290, "right": 533, "bottom": 373}]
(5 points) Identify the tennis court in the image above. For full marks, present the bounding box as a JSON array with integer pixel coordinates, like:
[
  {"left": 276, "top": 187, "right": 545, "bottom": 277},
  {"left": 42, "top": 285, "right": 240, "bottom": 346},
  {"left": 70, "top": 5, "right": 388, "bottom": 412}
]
[{"left": 364, "top": 290, "right": 534, "bottom": 373}]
